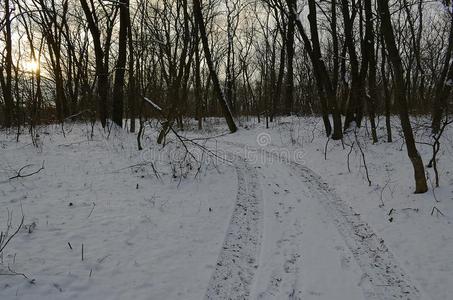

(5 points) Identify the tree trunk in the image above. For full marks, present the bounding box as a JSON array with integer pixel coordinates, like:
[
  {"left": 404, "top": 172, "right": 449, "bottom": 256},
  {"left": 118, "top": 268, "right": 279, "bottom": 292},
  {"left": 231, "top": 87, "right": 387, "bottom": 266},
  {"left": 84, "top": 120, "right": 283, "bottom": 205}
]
[
  {"left": 381, "top": 33, "right": 392, "bottom": 143},
  {"left": 287, "top": 0, "right": 335, "bottom": 137},
  {"left": 285, "top": 9, "right": 295, "bottom": 115},
  {"left": 2, "top": 0, "right": 14, "bottom": 127},
  {"left": 273, "top": 43, "right": 286, "bottom": 120},
  {"left": 80, "top": 0, "right": 109, "bottom": 128},
  {"left": 307, "top": 0, "right": 342, "bottom": 139},
  {"left": 194, "top": 26, "right": 203, "bottom": 130},
  {"left": 432, "top": 14, "right": 453, "bottom": 133},
  {"left": 193, "top": 0, "right": 237, "bottom": 133},
  {"left": 112, "top": 0, "right": 129, "bottom": 127},
  {"left": 364, "top": 0, "right": 378, "bottom": 143},
  {"left": 128, "top": 5, "right": 136, "bottom": 133},
  {"left": 378, "top": 0, "right": 428, "bottom": 193},
  {"left": 341, "top": 0, "right": 362, "bottom": 130}
]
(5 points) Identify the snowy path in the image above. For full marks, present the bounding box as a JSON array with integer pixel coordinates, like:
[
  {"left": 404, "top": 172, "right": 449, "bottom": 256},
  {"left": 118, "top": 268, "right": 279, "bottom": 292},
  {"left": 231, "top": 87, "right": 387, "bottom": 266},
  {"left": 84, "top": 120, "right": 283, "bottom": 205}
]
[
  {"left": 286, "top": 161, "right": 423, "bottom": 300},
  {"left": 0, "top": 123, "right": 448, "bottom": 300},
  {"left": 208, "top": 141, "right": 426, "bottom": 300},
  {"left": 205, "top": 155, "right": 263, "bottom": 299}
]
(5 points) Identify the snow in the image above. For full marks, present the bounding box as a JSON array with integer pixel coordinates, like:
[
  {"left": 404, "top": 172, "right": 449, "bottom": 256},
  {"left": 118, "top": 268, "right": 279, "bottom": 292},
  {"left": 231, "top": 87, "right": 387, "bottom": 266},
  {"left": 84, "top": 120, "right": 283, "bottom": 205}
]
[
  {"left": 205, "top": 155, "right": 263, "bottom": 299},
  {"left": 0, "top": 124, "right": 235, "bottom": 299},
  {"left": 220, "top": 116, "right": 453, "bottom": 299},
  {"left": 1, "top": 116, "right": 452, "bottom": 299}
]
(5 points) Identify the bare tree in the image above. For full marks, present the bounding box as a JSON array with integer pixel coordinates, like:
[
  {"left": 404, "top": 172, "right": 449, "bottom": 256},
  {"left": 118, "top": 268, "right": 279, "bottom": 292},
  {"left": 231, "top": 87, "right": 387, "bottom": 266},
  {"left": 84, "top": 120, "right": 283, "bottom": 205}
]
[
  {"left": 286, "top": 0, "right": 343, "bottom": 140},
  {"left": 432, "top": 6, "right": 453, "bottom": 133},
  {"left": 0, "top": 0, "right": 14, "bottom": 127},
  {"left": 378, "top": 0, "right": 428, "bottom": 193},
  {"left": 193, "top": 0, "right": 237, "bottom": 133},
  {"left": 79, "top": 0, "right": 118, "bottom": 128},
  {"left": 112, "top": 0, "right": 130, "bottom": 127}
]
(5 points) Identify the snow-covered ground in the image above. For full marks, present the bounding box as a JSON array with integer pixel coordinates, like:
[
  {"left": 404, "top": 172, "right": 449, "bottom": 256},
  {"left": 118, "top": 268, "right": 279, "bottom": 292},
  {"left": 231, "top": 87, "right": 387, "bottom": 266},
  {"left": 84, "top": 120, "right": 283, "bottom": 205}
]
[{"left": 0, "top": 116, "right": 452, "bottom": 300}]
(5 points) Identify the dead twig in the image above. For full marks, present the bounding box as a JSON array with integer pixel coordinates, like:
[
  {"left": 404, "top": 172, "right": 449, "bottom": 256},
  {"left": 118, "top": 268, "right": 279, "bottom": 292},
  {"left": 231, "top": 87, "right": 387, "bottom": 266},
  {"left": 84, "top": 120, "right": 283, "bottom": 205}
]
[
  {"left": 9, "top": 161, "right": 45, "bottom": 180},
  {"left": 427, "top": 173, "right": 439, "bottom": 203},
  {"left": 87, "top": 203, "right": 96, "bottom": 218},
  {"left": 113, "top": 161, "right": 162, "bottom": 182},
  {"left": 379, "top": 177, "right": 391, "bottom": 207},
  {"left": 0, "top": 214, "right": 24, "bottom": 254},
  {"left": 346, "top": 142, "right": 355, "bottom": 173},
  {"left": 431, "top": 206, "right": 445, "bottom": 217},
  {"left": 0, "top": 266, "right": 29, "bottom": 279},
  {"left": 354, "top": 129, "right": 372, "bottom": 186}
]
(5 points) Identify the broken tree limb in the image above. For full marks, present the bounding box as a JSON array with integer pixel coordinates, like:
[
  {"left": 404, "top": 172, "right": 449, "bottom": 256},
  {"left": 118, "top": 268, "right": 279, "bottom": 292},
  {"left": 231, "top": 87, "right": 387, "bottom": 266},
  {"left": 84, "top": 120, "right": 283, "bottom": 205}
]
[{"left": 9, "top": 161, "right": 45, "bottom": 180}]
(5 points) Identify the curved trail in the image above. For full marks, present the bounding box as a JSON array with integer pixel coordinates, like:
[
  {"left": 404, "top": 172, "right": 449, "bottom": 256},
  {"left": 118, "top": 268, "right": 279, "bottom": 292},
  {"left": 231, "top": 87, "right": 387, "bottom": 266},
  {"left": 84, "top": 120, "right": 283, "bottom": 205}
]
[
  {"left": 219, "top": 141, "right": 425, "bottom": 300},
  {"left": 204, "top": 155, "right": 264, "bottom": 299}
]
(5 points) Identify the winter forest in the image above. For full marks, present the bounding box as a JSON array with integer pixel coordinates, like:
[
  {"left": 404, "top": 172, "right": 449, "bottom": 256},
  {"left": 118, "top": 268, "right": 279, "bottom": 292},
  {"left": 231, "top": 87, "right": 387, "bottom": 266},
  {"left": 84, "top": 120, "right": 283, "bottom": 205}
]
[{"left": 1, "top": 0, "right": 453, "bottom": 299}]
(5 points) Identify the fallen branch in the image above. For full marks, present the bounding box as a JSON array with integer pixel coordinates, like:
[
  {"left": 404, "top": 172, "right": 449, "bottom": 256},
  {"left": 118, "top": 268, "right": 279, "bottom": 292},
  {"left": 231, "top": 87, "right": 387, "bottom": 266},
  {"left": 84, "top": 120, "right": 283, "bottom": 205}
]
[
  {"left": 346, "top": 141, "right": 355, "bottom": 173},
  {"left": 0, "top": 214, "right": 24, "bottom": 254},
  {"left": 379, "top": 177, "right": 391, "bottom": 207},
  {"left": 144, "top": 97, "right": 162, "bottom": 111},
  {"left": 113, "top": 161, "right": 162, "bottom": 182},
  {"left": 354, "top": 129, "right": 372, "bottom": 186},
  {"left": 9, "top": 161, "right": 45, "bottom": 180},
  {"left": 87, "top": 202, "right": 96, "bottom": 218},
  {"left": 0, "top": 266, "right": 29, "bottom": 279},
  {"left": 144, "top": 96, "right": 231, "bottom": 164},
  {"left": 431, "top": 206, "right": 445, "bottom": 217}
]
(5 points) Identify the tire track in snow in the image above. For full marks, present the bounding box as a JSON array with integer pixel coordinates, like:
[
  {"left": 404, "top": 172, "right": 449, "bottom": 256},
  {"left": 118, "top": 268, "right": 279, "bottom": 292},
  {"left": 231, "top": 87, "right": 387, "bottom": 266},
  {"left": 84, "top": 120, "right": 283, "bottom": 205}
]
[
  {"left": 222, "top": 141, "right": 425, "bottom": 300},
  {"left": 287, "top": 162, "right": 422, "bottom": 300},
  {"left": 252, "top": 171, "right": 305, "bottom": 300},
  {"left": 204, "top": 154, "right": 263, "bottom": 300}
]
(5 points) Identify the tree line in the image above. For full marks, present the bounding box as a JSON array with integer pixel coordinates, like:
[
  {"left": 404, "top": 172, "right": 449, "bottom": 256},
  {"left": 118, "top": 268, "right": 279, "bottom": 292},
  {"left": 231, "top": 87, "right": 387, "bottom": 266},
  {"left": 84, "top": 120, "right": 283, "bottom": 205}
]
[{"left": 1, "top": 0, "right": 453, "bottom": 193}]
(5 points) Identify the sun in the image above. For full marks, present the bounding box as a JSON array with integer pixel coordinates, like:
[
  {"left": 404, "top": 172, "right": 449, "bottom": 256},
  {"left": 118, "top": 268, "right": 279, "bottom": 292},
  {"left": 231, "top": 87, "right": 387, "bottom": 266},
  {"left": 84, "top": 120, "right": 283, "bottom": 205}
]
[{"left": 25, "top": 60, "right": 40, "bottom": 72}]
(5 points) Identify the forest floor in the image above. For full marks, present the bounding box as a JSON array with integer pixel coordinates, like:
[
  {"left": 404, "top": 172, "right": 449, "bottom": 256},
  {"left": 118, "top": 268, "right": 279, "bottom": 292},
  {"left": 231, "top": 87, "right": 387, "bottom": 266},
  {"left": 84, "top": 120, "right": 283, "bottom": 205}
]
[{"left": 0, "top": 116, "right": 452, "bottom": 300}]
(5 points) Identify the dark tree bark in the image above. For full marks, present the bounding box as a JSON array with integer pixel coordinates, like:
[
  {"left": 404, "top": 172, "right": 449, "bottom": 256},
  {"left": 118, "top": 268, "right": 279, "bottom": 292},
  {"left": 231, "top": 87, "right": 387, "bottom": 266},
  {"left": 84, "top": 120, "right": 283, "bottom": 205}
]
[
  {"left": 225, "top": 0, "right": 240, "bottom": 116},
  {"left": 381, "top": 33, "right": 392, "bottom": 143},
  {"left": 193, "top": 0, "right": 237, "bottom": 133},
  {"left": 331, "top": 0, "right": 339, "bottom": 92},
  {"left": 157, "top": 0, "right": 193, "bottom": 143},
  {"left": 194, "top": 24, "right": 203, "bottom": 130},
  {"left": 1, "top": 0, "right": 14, "bottom": 127},
  {"left": 275, "top": 45, "right": 286, "bottom": 118},
  {"left": 79, "top": 0, "right": 112, "bottom": 128},
  {"left": 432, "top": 12, "right": 453, "bottom": 133},
  {"left": 288, "top": 0, "right": 342, "bottom": 139},
  {"left": 378, "top": 0, "right": 428, "bottom": 193},
  {"left": 363, "top": 0, "right": 378, "bottom": 143},
  {"left": 341, "top": 0, "right": 363, "bottom": 130},
  {"left": 285, "top": 5, "right": 295, "bottom": 116},
  {"left": 127, "top": 5, "right": 136, "bottom": 133},
  {"left": 33, "top": 0, "right": 70, "bottom": 121},
  {"left": 112, "top": 0, "right": 129, "bottom": 127}
]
